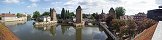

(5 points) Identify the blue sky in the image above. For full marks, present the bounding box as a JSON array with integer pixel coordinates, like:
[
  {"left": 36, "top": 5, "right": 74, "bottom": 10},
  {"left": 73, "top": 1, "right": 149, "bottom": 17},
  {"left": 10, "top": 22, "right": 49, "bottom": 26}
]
[{"left": 0, "top": 0, "right": 162, "bottom": 15}]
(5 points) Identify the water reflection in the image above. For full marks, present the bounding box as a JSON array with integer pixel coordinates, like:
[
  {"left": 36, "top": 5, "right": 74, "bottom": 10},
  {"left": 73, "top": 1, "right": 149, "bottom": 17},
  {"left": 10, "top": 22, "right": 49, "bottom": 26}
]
[
  {"left": 2, "top": 21, "right": 26, "bottom": 26},
  {"left": 61, "top": 26, "right": 70, "bottom": 34},
  {"left": 2, "top": 21, "right": 26, "bottom": 29},
  {"left": 34, "top": 24, "right": 57, "bottom": 37},
  {"left": 75, "top": 27, "right": 82, "bottom": 40},
  {"left": 5, "top": 21, "right": 107, "bottom": 40}
]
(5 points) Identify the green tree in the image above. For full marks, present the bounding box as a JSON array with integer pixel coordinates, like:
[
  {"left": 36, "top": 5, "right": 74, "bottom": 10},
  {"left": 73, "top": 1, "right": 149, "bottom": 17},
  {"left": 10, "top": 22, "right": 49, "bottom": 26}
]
[
  {"left": 32, "top": 11, "right": 40, "bottom": 19},
  {"left": 92, "top": 13, "right": 99, "bottom": 20},
  {"left": 56, "top": 14, "right": 61, "bottom": 19},
  {"left": 16, "top": 13, "right": 21, "bottom": 18},
  {"left": 41, "top": 12, "right": 50, "bottom": 16},
  {"left": 65, "top": 10, "right": 68, "bottom": 19},
  {"left": 0, "top": 16, "right": 1, "bottom": 20},
  {"left": 64, "top": 10, "right": 75, "bottom": 19},
  {"left": 115, "top": 7, "right": 126, "bottom": 19},
  {"left": 68, "top": 12, "right": 75, "bottom": 19},
  {"left": 83, "top": 14, "right": 87, "bottom": 18},
  {"left": 61, "top": 8, "right": 65, "bottom": 19}
]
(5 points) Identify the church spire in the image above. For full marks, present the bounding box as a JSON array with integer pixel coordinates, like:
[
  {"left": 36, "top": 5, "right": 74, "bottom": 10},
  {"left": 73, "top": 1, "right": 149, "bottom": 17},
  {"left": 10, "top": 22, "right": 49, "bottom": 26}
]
[
  {"left": 77, "top": 5, "right": 82, "bottom": 10},
  {"left": 101, "top": 9, "right": 104, "bottom": 14},
  {"left": 102, "top": 9, "right": 103, "bottom": 13}
]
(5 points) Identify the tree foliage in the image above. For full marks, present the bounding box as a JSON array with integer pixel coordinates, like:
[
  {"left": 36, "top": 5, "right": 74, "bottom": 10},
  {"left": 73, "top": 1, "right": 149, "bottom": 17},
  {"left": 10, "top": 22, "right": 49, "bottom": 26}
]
[
  {"left": 61, "top": 8, "right": 65, "bottom": 19},
  {"left": 91, "top": 13, "right": 99, "bottom": 20},
  {"left": 68, "top": 12, "right": 75, "bottom": 19},
  {"left": 61, "top": 8, "right": 75, "bottom": 19},
  {"left": 111, "top": 19, "right": 137, "bottom": 39},
  {"left": 115, "top": 7, "right": 126, "bottom": 19},
  {"left": 0, "top": 16, "right": 1, "bottom": 20},
  {"left": 16, "top": 13, "right": 21, "bottom": 18},
  {"left": 136, "top": 18, "right": 157, "bottom": 33},
  {"left": 83, "top": 14, "right": 87, "bottom": 18},
  {"left": 16, "top": 13, "right": 27, "bottom": 18},
  {"left": 32, "top": 11, "right": 40, "bottom": 19},
  {"left": 41, "top": 12, "right": 50, "bottom": 16}
]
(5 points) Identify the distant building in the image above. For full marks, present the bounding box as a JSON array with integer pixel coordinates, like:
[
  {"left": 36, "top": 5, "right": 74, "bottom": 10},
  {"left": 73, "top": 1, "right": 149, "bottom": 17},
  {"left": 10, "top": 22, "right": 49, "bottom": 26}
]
[
  {"left": 120, "top": 15, "right": 134, "bottom": 20},
  {"left": 108, "top": 7, "right": 116, "bottom": 19},
  {"left": 0, "top": 13, "right": 28, "bottom": 22},
  {"left": 37, "top": 16, "right": 51, "bottom": 22},
  {"left": 133, "top": 12, "right": 147, "bottom": 21},
  {"left": 50, "top": 8, "right": 57, "bottom": 22},
  {"left": 147, "top": 7, "right": 162, "bottom": 21},
  {"left": 76, "top": 6, "right": 82, "bottom": 23},
  {"left": 16, "top": 13, "right": 27, "bottom": 21},
  {"left": 99, "top": 10, "right": 107, "bottom": 22},
  {"left": 0, "top": 13, "right": 17, "bottom": 22},
  {"left": 36, "top": 8, "right": 57, "bottom": 22}
]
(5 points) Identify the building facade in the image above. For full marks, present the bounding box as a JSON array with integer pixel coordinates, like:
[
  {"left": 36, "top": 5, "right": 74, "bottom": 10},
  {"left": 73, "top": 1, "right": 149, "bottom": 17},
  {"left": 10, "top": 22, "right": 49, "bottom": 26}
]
[
  {"left": 133, "top": 12, "right": 147, "bottom": 21},
  {"left": 99, "top": 10, "right": 107, "bottom": 22},
  {"left": 108, "top": 7, "right": 116, "bottom": 19},
  {"left": 50, "top": 8, "right": 57, "bottom": 22},
  {"left": 0, "top": 13, "right": 17, "bottom": 22},
  {"left": 76, "top": 6, "right": 82, "bottom": 23},
  {"left": 16, "top": 13, "right": 27, "bottom": 21},
  {"left": 120, "top": 15, "right": 134, "bottom": 20},
  {"left": 147, "top": 8, "right": 162, "bottom": 21}
]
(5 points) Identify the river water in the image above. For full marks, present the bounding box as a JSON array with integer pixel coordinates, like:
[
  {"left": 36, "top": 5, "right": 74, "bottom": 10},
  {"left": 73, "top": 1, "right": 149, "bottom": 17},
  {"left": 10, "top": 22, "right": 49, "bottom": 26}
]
[{"left": 3, "top": 20, "right": 107, "bottom": 40}]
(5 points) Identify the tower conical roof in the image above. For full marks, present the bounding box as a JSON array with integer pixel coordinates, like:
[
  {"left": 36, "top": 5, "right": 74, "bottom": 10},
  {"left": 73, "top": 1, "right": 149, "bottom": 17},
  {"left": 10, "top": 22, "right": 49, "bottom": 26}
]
[
  {"left": 77, "top": 6, "right": 82, "bottom": 9},
  {"left": 50, "top": 8, "right": 56, "bottom": 12},
  {"left": 109, "top": 7, "right": 115, "bottom": 12}
]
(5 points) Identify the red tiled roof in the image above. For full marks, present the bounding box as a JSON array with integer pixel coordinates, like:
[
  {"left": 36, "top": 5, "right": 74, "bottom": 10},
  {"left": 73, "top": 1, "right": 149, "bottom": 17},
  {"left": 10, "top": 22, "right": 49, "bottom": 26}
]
[
  {"left": 134, "top": 24, "right": 157, "bottom": 40},
  {"left": 0, "top": 13, "right": 16, "bottom": 17}
]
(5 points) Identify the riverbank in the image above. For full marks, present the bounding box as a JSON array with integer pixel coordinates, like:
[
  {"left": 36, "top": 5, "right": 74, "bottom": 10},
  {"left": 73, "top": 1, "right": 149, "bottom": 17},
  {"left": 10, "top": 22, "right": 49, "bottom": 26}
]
[{"left": 0, "top": 23, "right": 19, "bottom": 40}]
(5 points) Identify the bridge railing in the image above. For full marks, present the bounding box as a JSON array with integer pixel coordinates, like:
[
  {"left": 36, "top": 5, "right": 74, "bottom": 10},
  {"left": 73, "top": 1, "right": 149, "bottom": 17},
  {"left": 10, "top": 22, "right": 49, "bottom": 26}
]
[{"left": 98, "top": 22, "right": 118, "bottom": 40}]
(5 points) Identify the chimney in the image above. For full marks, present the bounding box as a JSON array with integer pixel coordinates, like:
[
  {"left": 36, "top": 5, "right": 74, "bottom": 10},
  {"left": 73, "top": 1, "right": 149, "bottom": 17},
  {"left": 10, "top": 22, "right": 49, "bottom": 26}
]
[
  {"left": 9, "top": 12, "right": 10, "bottom": 14},
  {"left": 159, "top": 6, "right": 162, "bottom": 9}
]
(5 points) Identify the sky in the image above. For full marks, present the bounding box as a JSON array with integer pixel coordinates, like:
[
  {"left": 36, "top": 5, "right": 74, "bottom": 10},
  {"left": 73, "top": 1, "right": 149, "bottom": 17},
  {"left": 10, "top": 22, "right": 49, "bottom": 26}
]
[{"left": 0, "top": 0, "right": 162, "bottom": 15}]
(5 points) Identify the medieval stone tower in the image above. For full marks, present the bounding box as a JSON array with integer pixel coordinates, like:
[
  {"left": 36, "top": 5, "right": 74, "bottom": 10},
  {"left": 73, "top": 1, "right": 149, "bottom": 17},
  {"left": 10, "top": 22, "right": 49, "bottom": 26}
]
[
  {"left": 109, "top": 7, "right": 116, "bottom": 19},
  {"left": 50, "top": 8, "right": 57, "bottom": 22},
  {"left": 76, "top": 6, "right": 82, "bottom": 23}
]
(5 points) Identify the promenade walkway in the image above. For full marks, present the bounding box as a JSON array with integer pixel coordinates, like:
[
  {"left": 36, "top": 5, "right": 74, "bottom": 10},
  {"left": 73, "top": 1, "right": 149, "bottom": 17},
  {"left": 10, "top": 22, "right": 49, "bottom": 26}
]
[{"left": 0, "top": 23, "right": 19, "bottom": 40}]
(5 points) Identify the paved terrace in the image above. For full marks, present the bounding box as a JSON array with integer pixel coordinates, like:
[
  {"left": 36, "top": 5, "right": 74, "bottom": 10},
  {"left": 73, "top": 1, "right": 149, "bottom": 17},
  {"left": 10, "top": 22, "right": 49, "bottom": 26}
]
[
  {"left": 0, "top": 23, "right": 19, "bottom": 40},
  {"left": 152, "top": 21, "right": 162, "bottom": 40}
]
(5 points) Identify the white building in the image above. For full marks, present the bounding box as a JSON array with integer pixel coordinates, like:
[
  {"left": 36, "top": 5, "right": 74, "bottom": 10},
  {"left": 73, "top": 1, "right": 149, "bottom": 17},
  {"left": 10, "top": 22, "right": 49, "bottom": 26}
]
[
  {"left": 37, "top": 16, "right": 51, "bottom": 22},
  {"left": 0, "top": 13, "right": 28, "bottom": 22},
  {"left": 16, "top": 13, "right": 27, "bottom": 21},
  {"left": 120, "top": 15, "right": 134, "bottom": 20},
  {"left": 0, "top": 13, "right": 17, "bottom": 22}
]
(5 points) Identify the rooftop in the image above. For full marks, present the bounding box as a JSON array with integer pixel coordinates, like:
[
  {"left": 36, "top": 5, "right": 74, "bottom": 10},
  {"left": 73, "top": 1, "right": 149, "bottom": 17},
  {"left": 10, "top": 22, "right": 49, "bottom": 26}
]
[
  {"left": 77, "top": 6, "right": 82, "bottom": 10},
  {"left": 134, "top": 23, "right": 157, "bottom": 40},
  {"left": 134, "top": 21, "right": 162, "bottom": 40},
  {"left": 0, "top": 13, "right": 16, "bottom": 17}
]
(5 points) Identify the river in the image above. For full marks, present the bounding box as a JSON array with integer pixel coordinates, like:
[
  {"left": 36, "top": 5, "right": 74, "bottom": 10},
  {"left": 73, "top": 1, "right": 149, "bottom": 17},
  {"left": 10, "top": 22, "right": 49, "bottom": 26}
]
[{"left": 3, "top": 20, "right": 107, "bottom": 40}]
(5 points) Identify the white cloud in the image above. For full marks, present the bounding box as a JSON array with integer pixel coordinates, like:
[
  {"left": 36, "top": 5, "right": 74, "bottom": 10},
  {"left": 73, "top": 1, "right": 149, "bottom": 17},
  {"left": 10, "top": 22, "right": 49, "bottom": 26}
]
[
  {"left": 29, "top": 0, "right": 39, "bottom": 3},
  {"left": 27, "top": 3, "right": 37, "bottom": 8},
  {"left": 63, "top": 0, "right": 160, "bottom": 15},
  {"left": 3, "top": 0, "right": 21, "bottom": 4},
  {"left": 43, "top": 0, "right": 51, "bottom": 1},
  {"left": 27, "top": 0, "right": 39, "bottom": 8},
  {"left": 155, "top": 0, "right": 162, "bottom": 5}
]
